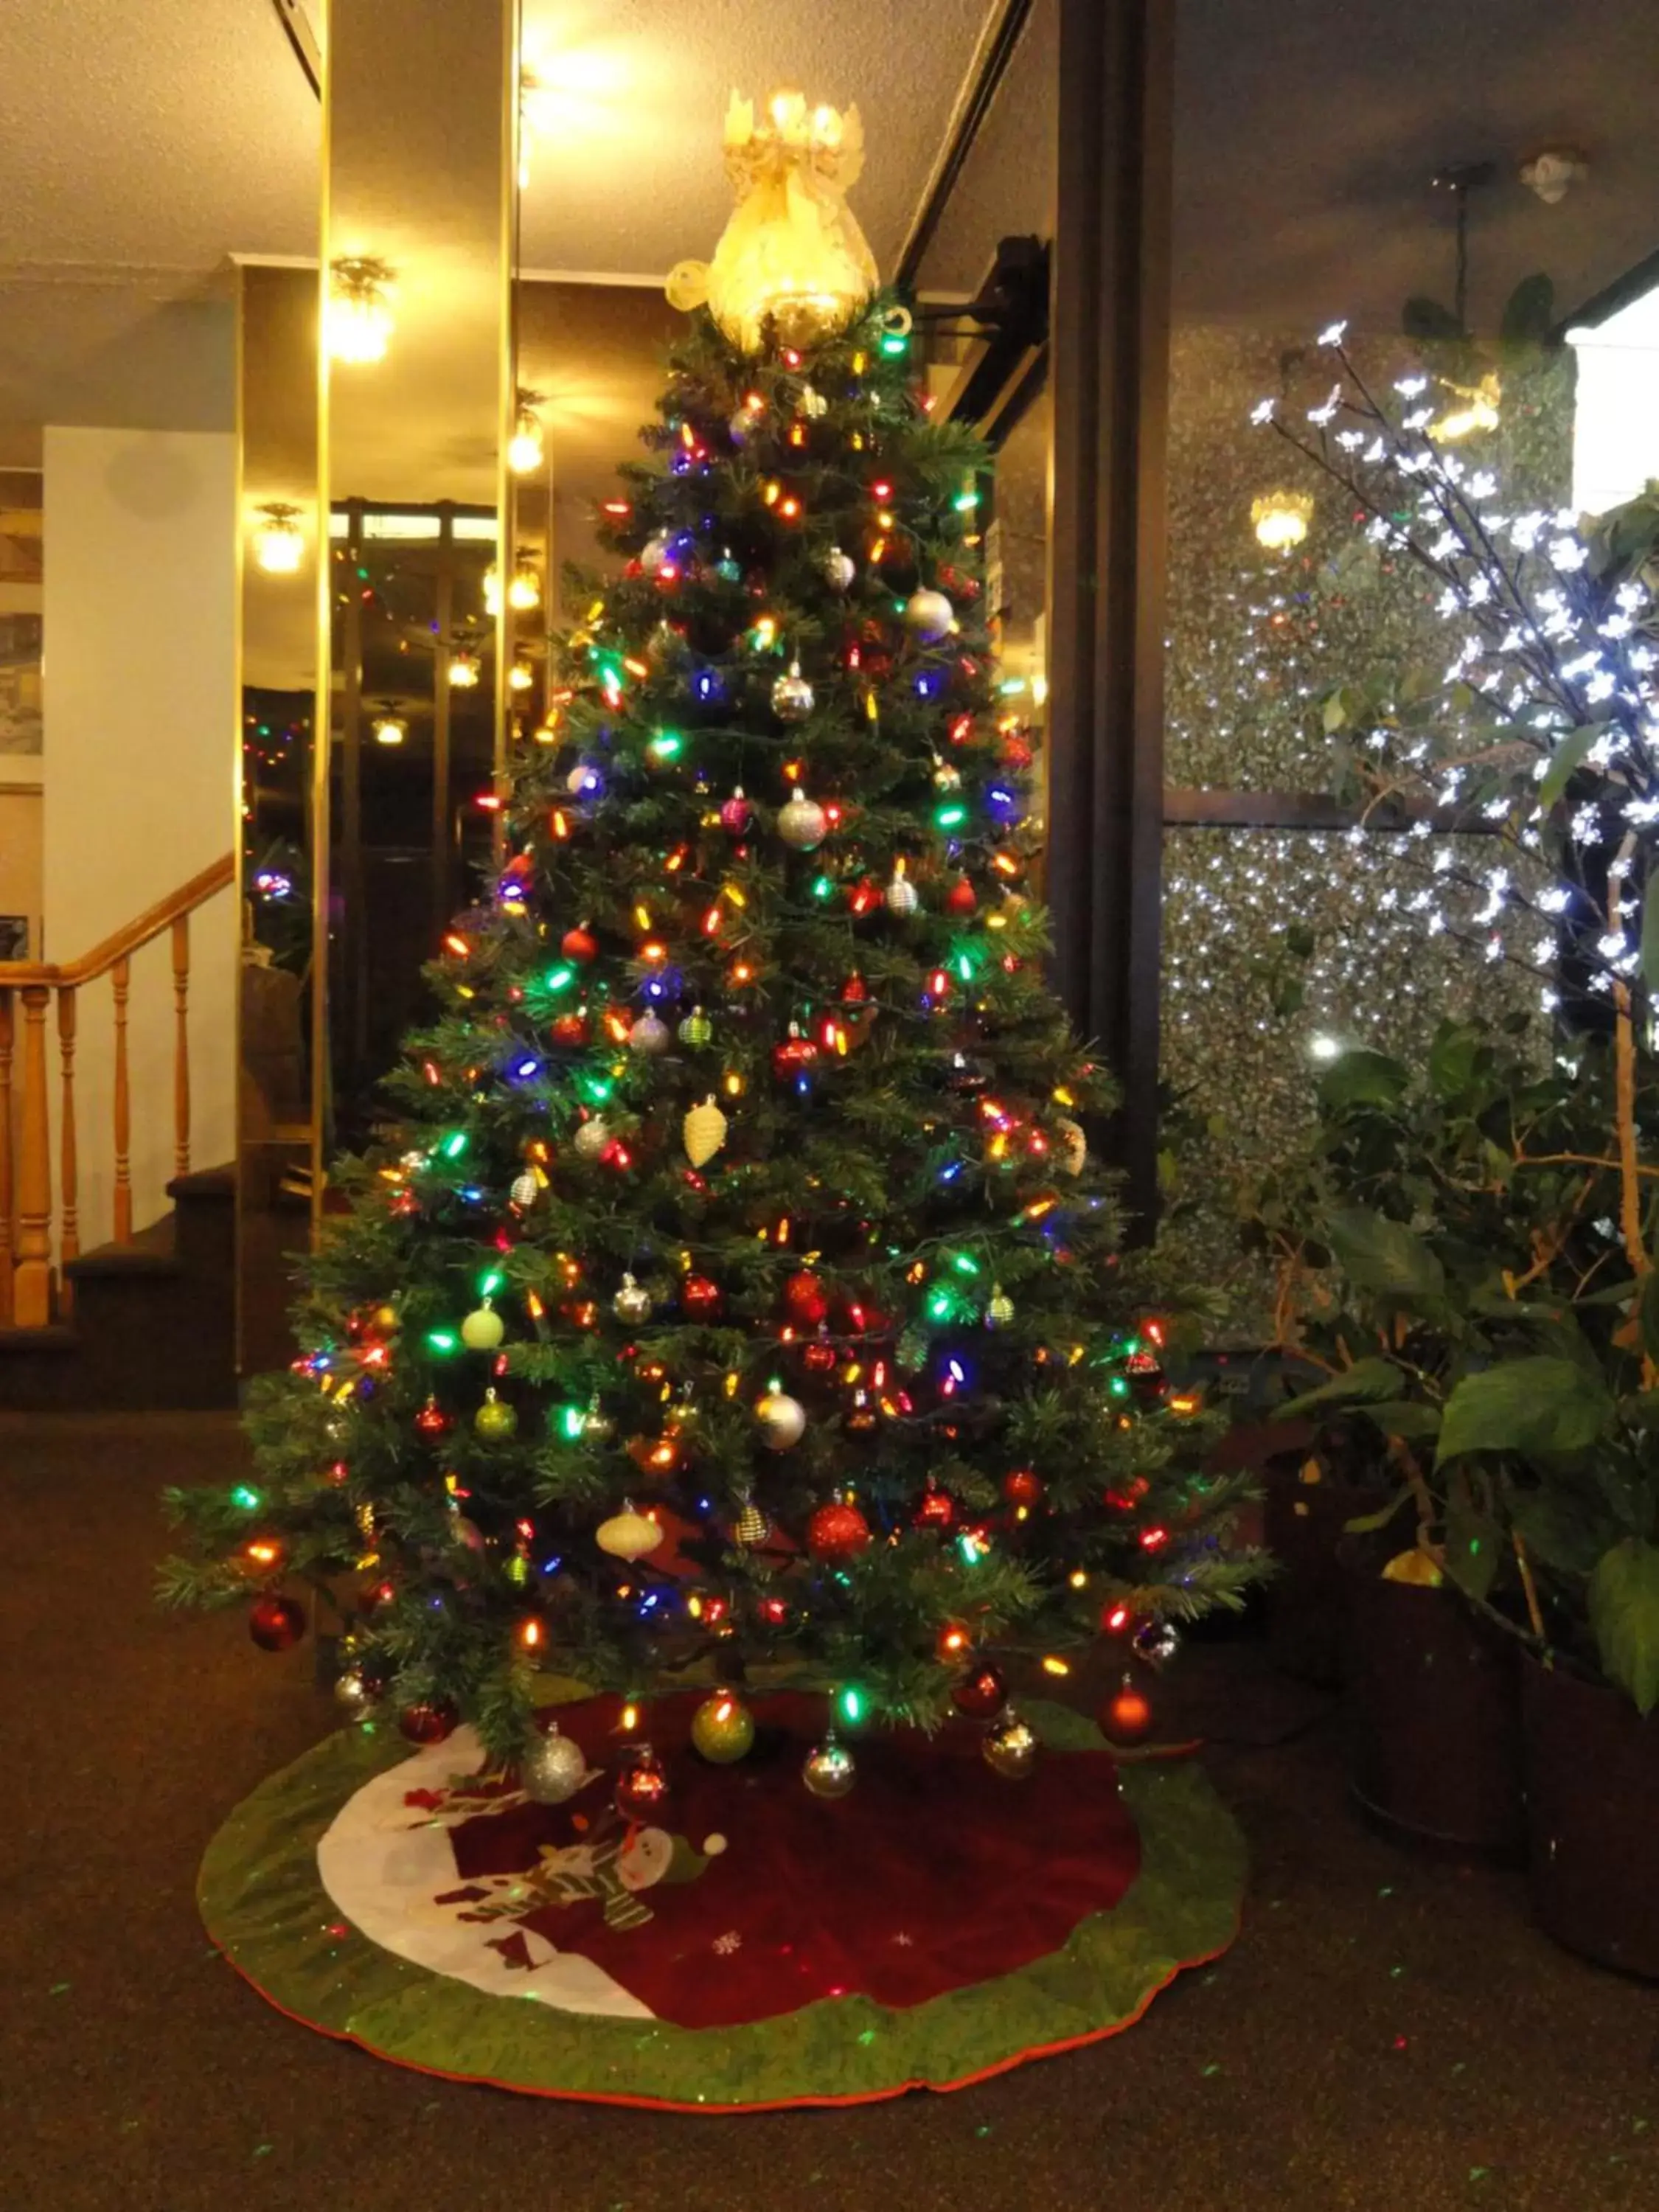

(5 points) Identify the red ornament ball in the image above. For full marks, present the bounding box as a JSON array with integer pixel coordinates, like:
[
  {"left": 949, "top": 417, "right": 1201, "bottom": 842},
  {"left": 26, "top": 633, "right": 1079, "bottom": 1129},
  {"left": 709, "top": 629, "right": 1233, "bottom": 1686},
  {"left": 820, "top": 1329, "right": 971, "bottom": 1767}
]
[
  {"left": 616, "top": 1747, "right": 672, "bottom": 1822},
  {"left": 913, "top": 1486, "right": 957, "bottom": 1532},
  {"left": 802, "top": 1333, "right": 838, "bottom": 1374},
  {"left": 549, "top": 1012, "right": 588, "bottom": 1046},
  {"left": 1001, "top": 1467, "right": 1044, "bottom": 1509},
  {"left": 841, "top": 971, "right": 868, "bottom": 1004},
  {"left": 945, "top": 875, "right": 978, "bottom": 915},
  {"left": 783, "top": 1270, "right": 829, "bottom": 1325},
  {"left": 248, "top": 1594, "right": 305, "bottom": 1652},
  {"left": 1101, "top": 1681, "right": 1152, "bottom": 1746},
  {"left": 951, "top": 1661, "right": 1008, "bottom": 1719},
  {"left": 719, "top": 788, "right": 753, "bottom": 835},
  {"left": 772, "top": 1032, "right": 820, "bottom": 1082},
  {"left": 807, "top": 1501, "right": 872, "bottom": 1562},
  {"left": 398, "top": 1699, "right": 459, "bottom": 1745},
  {"left": 681, "top": 1275, "right": 721, "bottom": 1320},
  {"left": 561, "top": 925, "right": 598, "bottom": 963},
  {"left": 414, "top": 1399, "right": 453, "bottom": 1438}
]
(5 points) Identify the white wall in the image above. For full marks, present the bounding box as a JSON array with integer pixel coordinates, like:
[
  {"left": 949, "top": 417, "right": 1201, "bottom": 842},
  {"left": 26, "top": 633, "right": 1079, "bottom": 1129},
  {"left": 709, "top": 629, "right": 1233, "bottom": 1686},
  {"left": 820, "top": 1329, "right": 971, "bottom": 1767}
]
[
  {"left": 1568, "top": 284, "right": 1659, "bottom": 518},
  {"left": 42, "top": 427, "right": 238, "bottom": 1256}
]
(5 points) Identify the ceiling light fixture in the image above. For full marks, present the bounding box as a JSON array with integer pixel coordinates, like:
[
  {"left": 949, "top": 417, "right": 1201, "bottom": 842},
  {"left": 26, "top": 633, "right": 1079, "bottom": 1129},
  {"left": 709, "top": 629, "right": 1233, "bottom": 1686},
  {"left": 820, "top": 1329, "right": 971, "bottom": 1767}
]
[
  {"left": 328, "top": 256, "right": 395, "bottom": 364},
  {"left": 372, "top": 709, "right": 408, "bottom": 745},
  {"left": 251, "top": 501, "right": 305, "bottom": 574},
  {"left": 509, "top": 389, "right": 546, "bottom": 475},
  {"left": 1251, "top": 490, "right": 1313, "bottom": 552},
  {"left": 484, "top": 555, "right": 542, "bottom": 616},
  {"left": 448, "top": 648, "right": 481, "bottom": 689}
]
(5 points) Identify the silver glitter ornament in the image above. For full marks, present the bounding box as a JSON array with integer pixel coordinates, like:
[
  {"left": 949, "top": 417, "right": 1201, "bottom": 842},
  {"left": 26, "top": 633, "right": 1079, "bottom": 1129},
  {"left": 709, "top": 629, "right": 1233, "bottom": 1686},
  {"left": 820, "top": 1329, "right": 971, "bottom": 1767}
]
[
  {"left": 776, "top": 788, "right": 828, "bottom": 850},
  {"left": 573, "top": 1117, "right": 612, "bottom": 1161},
  {"left": 628, "top": 1010, "right": 671, "bottom": 1055},
  {"left": 884, "top": 867, "right": 919, "bottom": 917},
  {"left": 771, "top": 663, "right": 815, "bottom": 723},
  {"left": 802, "top": 1731, "right": 857, "bottom": 1798},
  {"left": 821, "top": 545, "right": 856, "bottom": 592},
  {"left": 982, "top": 1705, "right": 1039, "bottom": 1780},
  {"left": 639, "top": 533, "right": 672, "bottom": 575},
  {"left": 523, "top": 1722, "right": 590, "bottom": 1804},
  {"left": 1133, "top": 1618, "right": 1182, "bottom": 1669},
  {"left": 904, "top": 588, "right": 955, "bottom": 640},
  {"left": 613, "top": 1272, "right": 654, "bottom": 1324}
]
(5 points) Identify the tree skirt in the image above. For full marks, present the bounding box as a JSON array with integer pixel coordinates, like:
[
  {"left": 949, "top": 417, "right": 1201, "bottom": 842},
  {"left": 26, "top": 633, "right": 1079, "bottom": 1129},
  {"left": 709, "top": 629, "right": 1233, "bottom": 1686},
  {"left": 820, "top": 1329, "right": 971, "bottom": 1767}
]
[{"left": 198, "top": 1685, "right": 1245, "bottom": 2110}]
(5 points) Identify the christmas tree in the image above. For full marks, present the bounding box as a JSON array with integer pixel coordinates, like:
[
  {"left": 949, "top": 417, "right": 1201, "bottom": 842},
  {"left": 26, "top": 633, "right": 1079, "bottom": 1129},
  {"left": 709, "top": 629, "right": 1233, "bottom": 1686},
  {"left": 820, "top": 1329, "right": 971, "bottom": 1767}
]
[{"left": 164, "top": 94, "right": 1265, "bottom": 1794}]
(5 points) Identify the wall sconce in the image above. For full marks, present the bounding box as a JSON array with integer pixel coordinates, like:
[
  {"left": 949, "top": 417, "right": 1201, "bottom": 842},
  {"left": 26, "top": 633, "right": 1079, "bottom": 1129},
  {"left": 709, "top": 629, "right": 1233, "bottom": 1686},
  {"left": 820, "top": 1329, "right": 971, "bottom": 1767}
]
[
  {"left": 484, "top": 555, "right": 542, "bottom": 615},
  {"left": 251, "top": 501, "right": 305, "bottom": 574},
  {"left": 509, "top": 658, "right": 535, "bottom": 692},
  {"left": 509, "top": 389, "right": 546, "bottom": 475},
  {"left": 328, "top": 256, "right": 395, "bottom": 364},
  {"left": 1251, "top": 490, "right": 1313, "bottom": 552},
  {"left": 448, "top": 648, "right": 481, "bottom": 689},
  {"left": 372, "top": 710, "right": 408, "bottom": 745}
]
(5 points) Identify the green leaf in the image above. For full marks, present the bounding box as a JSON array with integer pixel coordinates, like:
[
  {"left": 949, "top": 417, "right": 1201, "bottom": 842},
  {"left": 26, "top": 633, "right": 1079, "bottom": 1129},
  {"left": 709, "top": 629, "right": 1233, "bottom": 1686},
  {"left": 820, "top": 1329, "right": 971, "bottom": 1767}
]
[
  {"left": 1343, "top": 1490, "right": 1413, "bottom": 1536},
  {"left": 1587, "top": 1539, "right": 1659, "bottom": 1714},
  {"left": 1322, "top": 688, "right": 1349, "bottom": 734},
  {"left": 1326, "top": 1208, "right": 1446, "bottom": 1301},
  {"left": 1427, "top": 1023, "right": 1481, "bottom": 1102},
  {"left": 1318, "top": 1051, "right": 1410, "bottom": 1113},
  {"left": 1512, "top": 1489, "right": 1616, "bottom": 1578},
  {"left": 1539, "top": 723, "right": 1602, "bottom": 811},
  {"left": 1436, "top": 1357, "right": 1615, "bottom": 1465},
  {"left": 1275, "top": 1356, "right": 1405, "bottom": 1422},
  {"left": 1444, "top": 1487, "right": 1500, "bottom": 1604},
  {"left": 1357, "top": 1399, "right": 1443, "bottom": 1441},
  {"left": 1402, "top": 294, "right": 1464, "bottom": 341},
  {"left": 1499, "top": 271, "right": 1555, "bottom": 348}
]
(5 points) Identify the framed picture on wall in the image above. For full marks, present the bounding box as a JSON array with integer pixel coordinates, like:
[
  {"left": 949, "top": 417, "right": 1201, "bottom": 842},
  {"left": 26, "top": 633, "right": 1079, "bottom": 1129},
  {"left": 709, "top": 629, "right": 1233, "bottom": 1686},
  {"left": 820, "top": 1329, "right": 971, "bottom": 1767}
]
[
  {"left": 0, "top": 914, "right": 29, "bottom": 959},
  {"left": 0, "top": 613, "right": 43, "bottom": 757}
]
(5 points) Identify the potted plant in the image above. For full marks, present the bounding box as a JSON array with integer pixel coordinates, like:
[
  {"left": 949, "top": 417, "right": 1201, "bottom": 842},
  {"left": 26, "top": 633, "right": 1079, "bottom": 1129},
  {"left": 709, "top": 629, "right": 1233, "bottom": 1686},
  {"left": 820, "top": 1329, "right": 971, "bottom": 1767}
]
[{"left": 1243, "top": 346, "right": 1659, "bottom": 1963}]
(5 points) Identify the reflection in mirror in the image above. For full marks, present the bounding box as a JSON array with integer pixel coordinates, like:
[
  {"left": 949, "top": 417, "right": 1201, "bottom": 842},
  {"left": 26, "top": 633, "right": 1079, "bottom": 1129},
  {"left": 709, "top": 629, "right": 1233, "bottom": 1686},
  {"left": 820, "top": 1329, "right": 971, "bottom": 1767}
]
[
  {"left": 316, "top": 0, "right": 518, "bottom": 1176},
  {"left": 238, "top": 262, "right": 319, "bottom": 1375}
]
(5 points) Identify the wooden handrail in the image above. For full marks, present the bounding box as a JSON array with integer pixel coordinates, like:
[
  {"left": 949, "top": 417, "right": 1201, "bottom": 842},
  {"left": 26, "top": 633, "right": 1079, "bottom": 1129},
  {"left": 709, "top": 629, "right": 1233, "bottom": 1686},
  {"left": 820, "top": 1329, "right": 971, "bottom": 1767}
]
[
  {"left": 0, "top": 851, "right": 234, "bottom": 990},
  {"left": 0, "top": 850, "right": 234, "bottom": 1328}
]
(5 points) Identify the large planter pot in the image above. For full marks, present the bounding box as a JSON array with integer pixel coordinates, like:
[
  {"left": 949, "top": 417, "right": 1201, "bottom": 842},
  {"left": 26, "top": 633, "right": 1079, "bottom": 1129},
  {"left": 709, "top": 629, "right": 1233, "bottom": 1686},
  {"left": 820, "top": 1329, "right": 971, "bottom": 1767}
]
[
  {"left": 1338, "top": 1537, "right": 1526, "bottom": 1856},
  {"left": 1262, "top": 1458, "right": 1388, "bottom": 1683},
  {"left": 1521, "top": 1654, "right": 1659, "bottom": 1978}
]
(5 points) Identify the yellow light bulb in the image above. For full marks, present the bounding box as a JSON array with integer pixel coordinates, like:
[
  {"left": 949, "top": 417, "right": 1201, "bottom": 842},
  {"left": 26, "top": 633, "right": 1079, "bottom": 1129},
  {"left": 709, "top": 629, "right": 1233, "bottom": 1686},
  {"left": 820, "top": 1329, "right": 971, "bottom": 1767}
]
[{"left": 1251, "top": 490, "right": 1314, "bottom": 552}]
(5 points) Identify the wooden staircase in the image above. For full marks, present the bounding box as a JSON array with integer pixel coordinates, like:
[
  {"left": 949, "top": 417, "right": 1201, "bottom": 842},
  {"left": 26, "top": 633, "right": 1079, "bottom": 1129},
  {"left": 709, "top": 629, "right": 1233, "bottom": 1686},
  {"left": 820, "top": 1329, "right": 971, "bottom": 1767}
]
[{"left": 0, "top": 853, "right": 241, "bottom": 1410}]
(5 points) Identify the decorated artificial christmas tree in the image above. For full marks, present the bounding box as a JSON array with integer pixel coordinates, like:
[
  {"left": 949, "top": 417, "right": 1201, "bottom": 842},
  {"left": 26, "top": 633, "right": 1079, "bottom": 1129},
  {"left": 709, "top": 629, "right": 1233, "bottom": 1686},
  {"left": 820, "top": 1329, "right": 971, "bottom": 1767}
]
[{"left": 164, "top": 91, "right": 1265, "bottom": 1809}]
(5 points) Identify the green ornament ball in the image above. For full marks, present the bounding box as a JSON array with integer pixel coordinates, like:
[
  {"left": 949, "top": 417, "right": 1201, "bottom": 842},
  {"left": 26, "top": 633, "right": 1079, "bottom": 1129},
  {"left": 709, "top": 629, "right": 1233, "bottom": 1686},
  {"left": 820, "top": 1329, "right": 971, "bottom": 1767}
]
[
  {"left": 691, "top": 1692, "right": 755, "bottom": 1764},
  {"left": 474, "top": 1390, "right": 518, "bottom": 1441}
]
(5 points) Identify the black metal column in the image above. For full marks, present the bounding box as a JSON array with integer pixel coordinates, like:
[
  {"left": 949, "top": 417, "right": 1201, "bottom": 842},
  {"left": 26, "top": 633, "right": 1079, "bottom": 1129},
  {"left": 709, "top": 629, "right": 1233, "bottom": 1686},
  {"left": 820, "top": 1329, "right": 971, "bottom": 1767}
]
[{"left": 1046, "top": 0, "right": 1173, "bottom": 1235}]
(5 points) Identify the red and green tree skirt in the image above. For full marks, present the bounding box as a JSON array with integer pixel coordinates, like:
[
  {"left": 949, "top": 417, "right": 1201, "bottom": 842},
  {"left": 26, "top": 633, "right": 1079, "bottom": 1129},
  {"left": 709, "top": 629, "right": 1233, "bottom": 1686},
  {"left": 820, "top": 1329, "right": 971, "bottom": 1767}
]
[{"left": 163, "top": 288, "right": 1266, "bottom": 1792}]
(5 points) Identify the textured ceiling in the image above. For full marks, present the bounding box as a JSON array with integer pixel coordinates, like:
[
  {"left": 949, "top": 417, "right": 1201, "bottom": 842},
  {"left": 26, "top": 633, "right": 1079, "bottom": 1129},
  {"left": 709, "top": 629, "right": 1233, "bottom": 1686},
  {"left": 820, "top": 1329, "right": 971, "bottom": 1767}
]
[
  {"left": 516, "top": 0, "right": 998, "bottom": 279},
  {"left": 919, "top": 0, "right": 1659, "bottom": 329}
]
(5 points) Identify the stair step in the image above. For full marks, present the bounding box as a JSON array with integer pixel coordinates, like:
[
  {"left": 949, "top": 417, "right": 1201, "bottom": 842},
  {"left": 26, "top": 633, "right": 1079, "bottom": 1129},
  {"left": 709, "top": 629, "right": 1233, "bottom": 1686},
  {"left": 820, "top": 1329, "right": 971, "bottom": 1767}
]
[
  {"left": 0, "top": 1324, "right": 79, "bottom": 1357},
  {"left": 66, "top": 1215, "right": 178, "bottom": 1281},
  {"left": 168, "top": 1165, "right": 236, "bottom": 1203}
]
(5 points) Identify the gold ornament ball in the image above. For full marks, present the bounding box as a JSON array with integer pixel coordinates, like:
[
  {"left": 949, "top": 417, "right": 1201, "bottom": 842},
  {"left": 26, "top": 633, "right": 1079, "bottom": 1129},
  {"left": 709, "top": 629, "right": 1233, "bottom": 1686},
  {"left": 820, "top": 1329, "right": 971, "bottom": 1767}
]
[
  {"left": 986, "top": 1285, "right": 1015, "bottom": 1328},
  {"left": 756, "top": 1389, "right": 807, "bottom": 1450},
  {"left": 691, "top": 1692, "right": 756, "bottom": 1764},
  {"left": 982, "top": 1707, "right": 1040, "bottom": 1781},
  {"left": 802, "top": 1734, "right": 857, "bottom": 1798},
  {"left": 523, "top": 1722, "right": 590, "bottom": 1804},
  {"left": 509, "top": 1171, "right": 539, "bottom": 1208},
  {"left": 734, "top": 1499, "right": 769, "bottom": 1546},
  {"left": 474, "top": 1390, "right": 518, "bottom": 1441},
  {"left": 904, "top": 587, "right": 955, "bottom": 640},
  {"left": 683, "top": 1096, "right": 729, "bottom": 1168},
  {"left": 771, "top": 666, "right": 816, "bottom": 724},
  {"left": 596, "top": 1506, "right": 663, "bottom": 1562},
  {"left": 333, "top": 1665, "right": 378, "bottom": 1718},
  {"left": 613, "top": 1271, "right": 654, "bottom": 1324},
  {"left": 460, "top": 1302, "right": 504, "bottom": 1352}
]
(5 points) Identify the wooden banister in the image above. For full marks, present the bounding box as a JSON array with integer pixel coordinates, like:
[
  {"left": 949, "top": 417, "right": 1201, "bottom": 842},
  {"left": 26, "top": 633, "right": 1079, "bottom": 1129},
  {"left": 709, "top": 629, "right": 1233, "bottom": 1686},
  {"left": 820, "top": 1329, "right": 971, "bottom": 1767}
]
[
  {"left": 0, "top": 851, "right": 234, "bottom": 990},
  {"left": 58, "top": 986, "right": 78, "bottom": 1313},
  {"left": 1, "top": 852, "right": 234, "bottom": 1325},
  {"left": 14, "top": 984, "right": 52, "bottom": 1328},
  {"left": 0, "top": 989, "right": 13, "bottom": 1324}
]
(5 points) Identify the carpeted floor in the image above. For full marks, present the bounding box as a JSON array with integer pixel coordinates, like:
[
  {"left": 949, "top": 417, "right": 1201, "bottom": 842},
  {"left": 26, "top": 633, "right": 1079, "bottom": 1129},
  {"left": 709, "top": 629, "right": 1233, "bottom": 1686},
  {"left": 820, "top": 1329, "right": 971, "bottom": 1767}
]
[{"left": 4, "top": 1411, "right": 1655, "bottom": 2212}]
